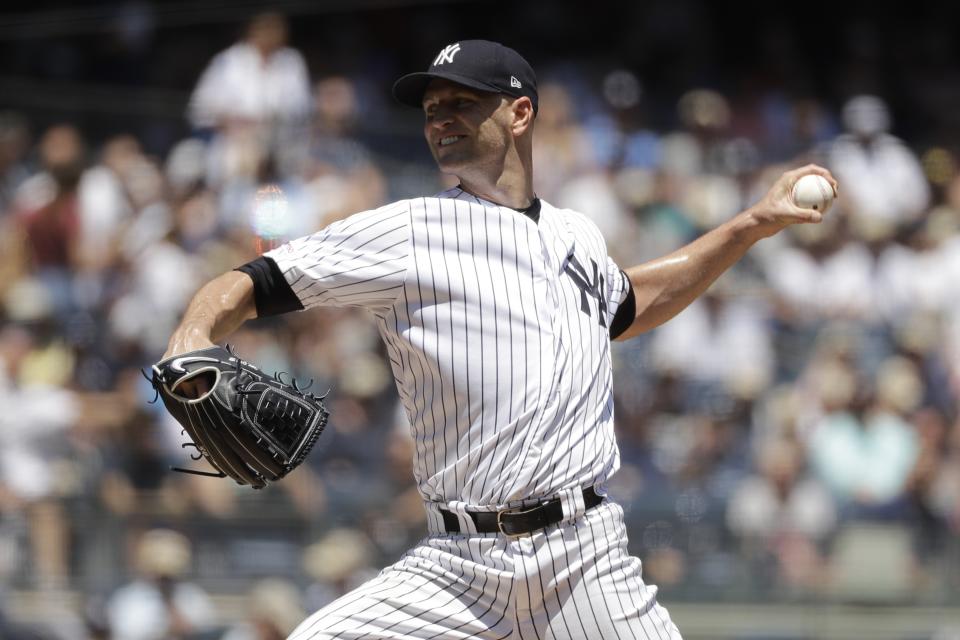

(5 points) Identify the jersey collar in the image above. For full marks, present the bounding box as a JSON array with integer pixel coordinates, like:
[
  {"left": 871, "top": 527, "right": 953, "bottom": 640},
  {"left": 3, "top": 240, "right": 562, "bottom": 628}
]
[{"left": 454, "top": 185, "right": 541, "bottom": 224}]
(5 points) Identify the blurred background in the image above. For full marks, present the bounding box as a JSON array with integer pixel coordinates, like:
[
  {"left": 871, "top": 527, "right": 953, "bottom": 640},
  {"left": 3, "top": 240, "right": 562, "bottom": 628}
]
[{"left": 1, "top": 0, "right": 960, "bottom": 638}]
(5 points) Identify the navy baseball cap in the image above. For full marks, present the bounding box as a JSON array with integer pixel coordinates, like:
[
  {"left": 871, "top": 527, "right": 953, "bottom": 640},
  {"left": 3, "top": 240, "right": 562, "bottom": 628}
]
[{"left": 392, "top": 40, "right": 538, "bottom": 114}]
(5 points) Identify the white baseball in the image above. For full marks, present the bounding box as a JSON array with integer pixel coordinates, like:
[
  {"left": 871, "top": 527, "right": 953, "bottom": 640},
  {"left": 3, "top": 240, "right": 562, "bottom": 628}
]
[{"left": 792, "top": 174, "right": 835, "bottom": 213}]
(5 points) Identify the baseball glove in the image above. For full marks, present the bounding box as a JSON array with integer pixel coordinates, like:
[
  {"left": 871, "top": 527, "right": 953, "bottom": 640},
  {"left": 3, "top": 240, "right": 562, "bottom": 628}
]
[{"left": 147, "top": 345, "right": 329, "bottom": 489}]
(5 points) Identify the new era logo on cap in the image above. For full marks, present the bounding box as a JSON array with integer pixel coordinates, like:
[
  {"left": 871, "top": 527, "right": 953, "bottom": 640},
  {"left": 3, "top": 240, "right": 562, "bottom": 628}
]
[{"left": 392, "top": 40, "right": 539, "bottom": 114}]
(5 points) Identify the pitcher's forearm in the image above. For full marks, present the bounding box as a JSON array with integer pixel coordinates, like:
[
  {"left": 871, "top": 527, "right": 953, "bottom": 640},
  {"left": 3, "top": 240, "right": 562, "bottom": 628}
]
[
  {"left": 164, "top": 271, "right": 257, "bottom": 357},
  {"left": 617, "top": 212, "right": 760, "bottom": 339},
  {"left": 615, "top": 165, "right": 837, "bottom": 340}
]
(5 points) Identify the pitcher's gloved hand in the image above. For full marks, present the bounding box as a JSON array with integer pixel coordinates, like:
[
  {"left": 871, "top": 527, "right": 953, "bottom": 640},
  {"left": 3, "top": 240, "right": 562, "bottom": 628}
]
[{"left": 148, "top": 345, "right": 329, "bottom": 489}]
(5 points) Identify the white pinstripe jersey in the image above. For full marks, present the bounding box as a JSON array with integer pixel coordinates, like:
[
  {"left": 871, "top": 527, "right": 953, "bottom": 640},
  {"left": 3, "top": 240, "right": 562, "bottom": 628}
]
[{"left": 267, "top": 187, "right": 632, "bottom": 508}]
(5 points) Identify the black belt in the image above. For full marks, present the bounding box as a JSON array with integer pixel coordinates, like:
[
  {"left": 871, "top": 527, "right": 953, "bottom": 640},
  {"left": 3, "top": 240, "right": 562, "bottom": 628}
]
[{"left": 439, "top": 486, "right": 603, "bottom": 537}]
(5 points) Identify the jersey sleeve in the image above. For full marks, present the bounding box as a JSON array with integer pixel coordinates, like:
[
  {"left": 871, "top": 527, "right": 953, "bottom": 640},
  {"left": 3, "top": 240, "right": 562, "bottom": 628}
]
[
  {"left": 264, "top": 201, "right": 411, "bottom": 312},
  {"left": 605, "top": 257, "right": 635, "bottom": 339}
]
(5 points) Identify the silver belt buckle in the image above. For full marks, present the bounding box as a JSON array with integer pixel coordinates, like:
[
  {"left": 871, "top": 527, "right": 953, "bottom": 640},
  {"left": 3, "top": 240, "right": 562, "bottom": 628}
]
[{"left": 496, "top": 504, "right": 537, "bottom": 538}]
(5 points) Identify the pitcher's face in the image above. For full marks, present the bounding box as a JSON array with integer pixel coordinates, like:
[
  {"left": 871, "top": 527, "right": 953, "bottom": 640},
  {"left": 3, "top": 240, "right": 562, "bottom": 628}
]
[{"left": 422, "top": 79, "right": 513, "bottom": 176}]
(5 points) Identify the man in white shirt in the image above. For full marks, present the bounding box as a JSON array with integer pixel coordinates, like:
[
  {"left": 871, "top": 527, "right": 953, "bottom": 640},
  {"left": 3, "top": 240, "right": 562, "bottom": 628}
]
[{"left": 187, "top": 12, "right": 312, "bottom": 185}]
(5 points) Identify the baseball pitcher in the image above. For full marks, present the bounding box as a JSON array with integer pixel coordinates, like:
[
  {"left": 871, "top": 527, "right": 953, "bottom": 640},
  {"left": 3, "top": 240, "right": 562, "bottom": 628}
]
[{"left": 156, "top": 40, "right": 837, "bottom": 639}]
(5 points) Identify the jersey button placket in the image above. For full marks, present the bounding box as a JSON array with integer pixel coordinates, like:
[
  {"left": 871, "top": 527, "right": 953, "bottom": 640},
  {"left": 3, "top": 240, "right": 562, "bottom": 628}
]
[{"left": 538, "top": 222, "right": 570, "bottom": 396}]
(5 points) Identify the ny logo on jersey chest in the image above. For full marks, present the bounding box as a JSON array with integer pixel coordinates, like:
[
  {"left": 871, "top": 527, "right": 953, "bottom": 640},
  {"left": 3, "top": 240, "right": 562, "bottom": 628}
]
[{"left": 564, "top": 255, "right": 607, "bottom": 327}]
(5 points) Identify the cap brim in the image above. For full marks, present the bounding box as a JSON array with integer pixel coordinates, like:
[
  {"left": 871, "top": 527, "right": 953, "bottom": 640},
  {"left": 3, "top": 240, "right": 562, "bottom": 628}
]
[{"left": 391, "top": 71, "right": 502, "bottom": 109}]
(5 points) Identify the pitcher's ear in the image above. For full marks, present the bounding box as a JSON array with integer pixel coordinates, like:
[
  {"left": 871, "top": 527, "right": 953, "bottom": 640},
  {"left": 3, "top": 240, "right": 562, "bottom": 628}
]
[{"left": 511, "top": 96, "right": 535, "bottom": 135}]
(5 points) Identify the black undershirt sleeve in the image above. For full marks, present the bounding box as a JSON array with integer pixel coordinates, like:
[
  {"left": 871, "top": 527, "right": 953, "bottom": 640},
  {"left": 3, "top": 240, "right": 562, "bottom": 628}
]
[
  {"left": 608, "top": 270, "right": 636, "bottom": 340},
  {"left": 235, "top": 256, "right": 304, "bottom": 318}
]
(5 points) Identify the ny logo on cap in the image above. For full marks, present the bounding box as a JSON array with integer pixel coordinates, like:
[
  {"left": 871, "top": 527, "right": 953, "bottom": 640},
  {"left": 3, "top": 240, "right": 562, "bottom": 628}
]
[{"left": 433, "top": 43, "right": 461, "bottom": 66}]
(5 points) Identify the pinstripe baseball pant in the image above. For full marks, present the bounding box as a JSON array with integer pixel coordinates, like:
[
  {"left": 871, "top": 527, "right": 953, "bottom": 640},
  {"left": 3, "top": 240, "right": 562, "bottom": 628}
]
[{"left": 289, "top": 500, "right": 682, "bottom": 639}]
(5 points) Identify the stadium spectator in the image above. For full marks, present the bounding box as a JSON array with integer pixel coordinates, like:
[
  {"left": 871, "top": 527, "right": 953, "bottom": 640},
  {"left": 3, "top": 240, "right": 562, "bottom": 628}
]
[
  {"left": 0, "top": 322, "right": 79, "bottom": 590},
  {"left": 728, "top": 438, "right": 837, "bottom": 540},
  {"left": 649, "top": 276, "right": 775, "bottom": 400},
  {"left": 806, "top": 355, "right": 920, "bottom": 517},
  {"left": 291, "top": 76, "right": 388, "bottom": 234},
  {"left": 220, "top": 578, "right": 305, "bottom": 640},
  {"left": 188, "top": 12, "right": 311, "bottom": 186},
  {"left": 829, "top": 95, "right": 930, "bottom": 228},
  {"left": 727, "top": 437, "right": 837, "bottom": 592},
  {"left": 302, "top": 528, "right": 377, "bottom": 613},
  {"left": 13, "top": 125, "right": 86, "bottom": 318},
  {"left": 106, "top": 528, "right": 217, "bottom": 640}
]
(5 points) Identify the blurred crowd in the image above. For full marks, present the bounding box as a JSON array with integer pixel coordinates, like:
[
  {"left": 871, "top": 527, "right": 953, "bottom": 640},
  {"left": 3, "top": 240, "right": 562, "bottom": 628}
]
[{"left": 3, "top": 8, "right": 960, "bottom": 640}]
